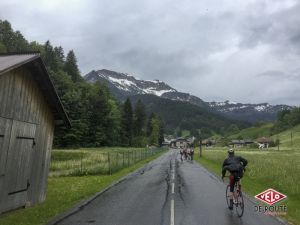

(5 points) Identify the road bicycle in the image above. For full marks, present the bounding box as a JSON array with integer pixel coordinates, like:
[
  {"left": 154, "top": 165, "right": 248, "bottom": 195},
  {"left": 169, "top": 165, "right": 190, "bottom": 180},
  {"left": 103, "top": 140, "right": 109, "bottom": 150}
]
[{"left": 224, "top": 175, "right": 244, "bottom": 217}]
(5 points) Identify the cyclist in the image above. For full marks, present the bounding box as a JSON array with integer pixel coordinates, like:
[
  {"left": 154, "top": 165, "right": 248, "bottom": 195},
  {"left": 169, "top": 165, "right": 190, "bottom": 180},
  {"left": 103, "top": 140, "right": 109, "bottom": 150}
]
[
  {"left": 190, "top": 147, "right": 194, "bottom": 160},
  {"left": 179, "top": 148, "right": 184, "bottom": 162},
  {"left": 222, "top": 149, "right": 248, "bottom": 210}
]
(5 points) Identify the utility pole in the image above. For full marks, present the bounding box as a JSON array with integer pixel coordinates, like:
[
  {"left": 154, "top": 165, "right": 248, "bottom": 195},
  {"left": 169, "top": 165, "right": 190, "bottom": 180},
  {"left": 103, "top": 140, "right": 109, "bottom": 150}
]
[{"left": 291, "top": 131, "right": 293, "bottom": 147}]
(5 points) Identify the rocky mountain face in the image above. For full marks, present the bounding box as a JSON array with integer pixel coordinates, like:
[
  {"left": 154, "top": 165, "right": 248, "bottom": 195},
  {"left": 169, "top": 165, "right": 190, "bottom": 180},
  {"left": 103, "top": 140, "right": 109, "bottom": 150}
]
[
  {"left": 84, "top": 69, "right": 292, "bottom": 123},
  {"left": 84, "top": 69, "right": 207, "bottom": 107}
]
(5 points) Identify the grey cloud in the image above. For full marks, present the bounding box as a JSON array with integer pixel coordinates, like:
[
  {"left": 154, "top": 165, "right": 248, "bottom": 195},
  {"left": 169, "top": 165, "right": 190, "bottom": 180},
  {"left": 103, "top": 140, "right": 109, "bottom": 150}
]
[
  {"left": 257, "top": 70, "right": 300, "bottom": 80},
  {"left": 1, "top": 0, "right": 300, "bottom": 105},
  {"left": 238, "top": 2, "right": 300, "bottom": 55}
]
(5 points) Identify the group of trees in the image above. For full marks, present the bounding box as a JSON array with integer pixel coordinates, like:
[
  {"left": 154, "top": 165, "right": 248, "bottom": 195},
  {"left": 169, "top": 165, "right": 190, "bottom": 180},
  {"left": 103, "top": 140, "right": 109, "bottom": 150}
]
[
  {"left": 0, "top": 19, "right": 165, "bottom": 148},
  {"left": 121, "top": 99, "right": 164, "bottom": 147},
  {"left": 271, "top": 107, "right": 300, "bottom": 134}
]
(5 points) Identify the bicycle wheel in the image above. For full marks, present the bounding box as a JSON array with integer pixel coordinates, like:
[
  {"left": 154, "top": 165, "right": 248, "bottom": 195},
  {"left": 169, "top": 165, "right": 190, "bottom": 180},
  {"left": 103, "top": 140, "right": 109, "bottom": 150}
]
[
  {"left": 226, "top": 185, "right": 231, "bottom": 207},
  {"left": 235, "top": 188, "right": 244, "bottom": 217}
]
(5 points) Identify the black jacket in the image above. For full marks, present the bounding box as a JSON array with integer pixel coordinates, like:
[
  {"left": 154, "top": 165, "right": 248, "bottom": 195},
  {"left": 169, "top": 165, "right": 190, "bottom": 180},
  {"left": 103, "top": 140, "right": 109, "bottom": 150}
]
[{"left": 222, "top": 155, "right": 248, "bottom": 177}]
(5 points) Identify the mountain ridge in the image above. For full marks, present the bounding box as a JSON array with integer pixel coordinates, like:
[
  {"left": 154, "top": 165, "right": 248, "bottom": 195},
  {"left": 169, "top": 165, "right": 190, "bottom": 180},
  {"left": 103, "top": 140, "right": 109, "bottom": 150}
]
[{"left": 84, "top": 69, "right": 292, "bottom": 123}]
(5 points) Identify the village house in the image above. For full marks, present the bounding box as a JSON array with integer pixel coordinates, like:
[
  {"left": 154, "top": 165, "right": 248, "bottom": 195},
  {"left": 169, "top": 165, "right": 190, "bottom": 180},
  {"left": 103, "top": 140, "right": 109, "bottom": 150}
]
[
  {"left": 201, "top": 139, "right": 217, "bottom": 147},
  {"left": 257, "top": 137, "right": 273, "bottom": 148},
  {"left": 170, "top": 137, "right": 188, "bottom": 148},
  {"left": 229, "top": 139, "right": 254, "bottom": 148}
]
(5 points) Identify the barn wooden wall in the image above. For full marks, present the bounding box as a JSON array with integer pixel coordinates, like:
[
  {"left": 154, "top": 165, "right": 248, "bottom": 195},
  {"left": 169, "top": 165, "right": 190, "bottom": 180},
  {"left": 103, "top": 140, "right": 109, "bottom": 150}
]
[{"left": 0, "top": 67, "right": 55, "bottom": 213}]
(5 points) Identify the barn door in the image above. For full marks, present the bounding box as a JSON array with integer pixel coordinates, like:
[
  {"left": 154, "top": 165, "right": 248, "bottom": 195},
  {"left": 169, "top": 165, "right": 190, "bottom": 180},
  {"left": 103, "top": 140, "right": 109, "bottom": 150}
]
[
  {"left": 4, "top": 120, "right": 36, "bottom": 210},
  {"left": 0, "top": 117, "right": 13, "bottom": 205}
]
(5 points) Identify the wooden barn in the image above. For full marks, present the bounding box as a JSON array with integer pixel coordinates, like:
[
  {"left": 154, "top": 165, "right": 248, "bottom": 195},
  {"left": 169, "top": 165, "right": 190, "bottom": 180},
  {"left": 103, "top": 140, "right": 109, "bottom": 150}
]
[{"left": 0, "top": 53, "right": 70, "bottom": 213}]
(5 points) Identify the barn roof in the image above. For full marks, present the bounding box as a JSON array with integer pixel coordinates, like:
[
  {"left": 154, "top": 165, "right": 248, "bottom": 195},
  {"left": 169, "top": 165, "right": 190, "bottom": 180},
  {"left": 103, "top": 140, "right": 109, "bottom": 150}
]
[{"left": 0, "top": 52, "right": 71, "bottom": 128}]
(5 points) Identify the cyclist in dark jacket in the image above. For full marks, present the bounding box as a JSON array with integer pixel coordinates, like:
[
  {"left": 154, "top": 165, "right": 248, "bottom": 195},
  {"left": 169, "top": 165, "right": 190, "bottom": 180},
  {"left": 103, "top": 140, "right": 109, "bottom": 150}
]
[{"left": 222, "top": 149, "right": 248, "bottom": 210}]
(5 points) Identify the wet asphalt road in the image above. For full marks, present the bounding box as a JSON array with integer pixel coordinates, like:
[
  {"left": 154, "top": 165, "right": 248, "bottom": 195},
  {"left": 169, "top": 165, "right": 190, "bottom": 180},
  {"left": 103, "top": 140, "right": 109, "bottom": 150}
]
[{"left": 54, "top": 149, "right": 285, "bottom": 225}]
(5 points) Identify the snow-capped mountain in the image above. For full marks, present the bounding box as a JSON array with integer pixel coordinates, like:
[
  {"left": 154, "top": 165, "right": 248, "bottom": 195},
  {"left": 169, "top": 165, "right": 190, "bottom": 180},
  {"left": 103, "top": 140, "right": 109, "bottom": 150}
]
[
  {"left": 84, "top": 69, "right": 292, "bottom": 123},
  {"left": 209, "top": 100, "right": 290, "bottom": 113},
  {"left": 209, "top": 101, "right": 292, "bottom": 122},
  {"left": 84, "top": 69, "right": 207, "bottom": 107},
  {"left": 85, "top": 69, "right": 176, "bottom": 95}
]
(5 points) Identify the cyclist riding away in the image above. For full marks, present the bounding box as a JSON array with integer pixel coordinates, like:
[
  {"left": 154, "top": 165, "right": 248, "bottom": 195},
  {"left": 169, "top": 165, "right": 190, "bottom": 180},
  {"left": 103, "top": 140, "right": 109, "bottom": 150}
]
[{"left": 222, "top": 149, "right": 248, "bottom": 210}]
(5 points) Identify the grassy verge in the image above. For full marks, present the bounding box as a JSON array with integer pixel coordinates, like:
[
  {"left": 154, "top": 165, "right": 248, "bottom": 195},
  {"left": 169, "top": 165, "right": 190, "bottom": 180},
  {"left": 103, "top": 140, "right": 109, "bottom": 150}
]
[
  {"left": 194, "top": 148, "right": 300, "bottom": 225},
  {"left": 0, "top": 150, "right": 166, "bottom": 225},
  {"left": 50, "top": 147, "right": 161, "bottom": 176}
]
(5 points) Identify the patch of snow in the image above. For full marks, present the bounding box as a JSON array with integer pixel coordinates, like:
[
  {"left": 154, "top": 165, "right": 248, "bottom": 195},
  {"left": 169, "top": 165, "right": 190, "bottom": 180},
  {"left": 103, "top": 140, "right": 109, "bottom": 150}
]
[
  {"left": 145, "top": 80, "right": 160, "bottom": 84},
  {"left": 108, "top": 77, "right": 137, "bottom": 87},
  {"left": 143, "top": 88, "right": 175, "bottom": 96},
  {"left": 116, "top": 85, "right": 130, "bottom": 92},
  {"left": 214, "top": 102, "right": 226, "bottom": 106},
  {"left": 255, "top": 105, "right": 267, "bottom": 112},
  {"left": 97, "top": 73, "right": 106, "bottom": 78}
]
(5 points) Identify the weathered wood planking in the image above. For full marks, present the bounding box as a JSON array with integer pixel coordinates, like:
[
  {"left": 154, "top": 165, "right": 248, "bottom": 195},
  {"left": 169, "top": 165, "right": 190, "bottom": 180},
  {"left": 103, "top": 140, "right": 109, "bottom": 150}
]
[{"left": 0, "top": 67, "right": 55, "bottom": 213}]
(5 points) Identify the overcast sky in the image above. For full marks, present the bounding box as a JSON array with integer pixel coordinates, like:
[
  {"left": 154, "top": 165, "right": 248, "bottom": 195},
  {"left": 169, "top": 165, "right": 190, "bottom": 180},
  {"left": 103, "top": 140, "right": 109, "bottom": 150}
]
[{"left": 1, "top": 0, "right": 300, "bottom": 105}]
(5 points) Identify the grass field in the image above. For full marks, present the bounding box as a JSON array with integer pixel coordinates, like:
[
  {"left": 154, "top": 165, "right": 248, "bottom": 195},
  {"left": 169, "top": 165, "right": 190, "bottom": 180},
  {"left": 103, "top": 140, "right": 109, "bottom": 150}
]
[
  {"left": 228, "top": 123, "right": 273, "bottom": 139},
  {"left": 50, "top": 147, "right": 162, "bottom": 176},
  {"left": 0, "top": 147, "right": 166, "bottom": 225},
  {"left": 272, "top": 124, "right": 300, "bottom": 148},
  {"left": 195, "top": 147, "right": 300, "bottom": 225},
  {"left": 227, "top": 123, "right": 300, "bottom": 149}
]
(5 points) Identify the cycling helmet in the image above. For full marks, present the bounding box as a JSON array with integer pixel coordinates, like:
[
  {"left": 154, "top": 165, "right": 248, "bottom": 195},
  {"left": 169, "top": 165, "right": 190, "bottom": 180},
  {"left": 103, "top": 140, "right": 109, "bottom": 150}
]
[{"left": 228, "top": 148, "right": 234, "bottom": 154}]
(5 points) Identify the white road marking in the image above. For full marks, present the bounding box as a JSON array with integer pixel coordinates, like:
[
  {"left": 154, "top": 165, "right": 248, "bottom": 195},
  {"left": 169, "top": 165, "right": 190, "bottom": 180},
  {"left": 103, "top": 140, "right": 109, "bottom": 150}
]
[
  {"left": 170, "top": 159, "right": 175, "bottom": 225},
  {"left": 170, "top": 199, "right": 175, "bottom": 225}
]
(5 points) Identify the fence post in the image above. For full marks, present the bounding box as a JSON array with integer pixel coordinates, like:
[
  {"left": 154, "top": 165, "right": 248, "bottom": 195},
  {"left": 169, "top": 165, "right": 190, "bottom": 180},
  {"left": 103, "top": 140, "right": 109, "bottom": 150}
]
[
  {"left": 134, "top": 150, "right": 136, "bottom": 162},
  {"left": 80, "top": 152, "right": 83, "bottom": 175},
  {"left": 127, "top": 151, "right": 130, "bottom": 167},
  {"left": 116, "top": 152, "right": 119, "bottom": 170},
  {"left": 108, "top": 152, "right": 111, "bottom": 175},
  {"left": 122, "top": 152, "right": 125, "bottom": 168}
]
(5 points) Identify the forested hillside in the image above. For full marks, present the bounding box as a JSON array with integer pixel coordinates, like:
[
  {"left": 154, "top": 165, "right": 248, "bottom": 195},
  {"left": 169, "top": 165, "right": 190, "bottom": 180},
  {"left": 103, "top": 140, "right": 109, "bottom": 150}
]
[
  {"left": 224, "top": 107, "right": 300, "bottom": 140},
  {"left": 0, "top": 19, "right": 164, "bottom": 148},
  {"left": 129, "top": 94, "right": 249, "bottom": 138},
  {"left": 271, "top": 108, "right": 300, "bottom": 135}
]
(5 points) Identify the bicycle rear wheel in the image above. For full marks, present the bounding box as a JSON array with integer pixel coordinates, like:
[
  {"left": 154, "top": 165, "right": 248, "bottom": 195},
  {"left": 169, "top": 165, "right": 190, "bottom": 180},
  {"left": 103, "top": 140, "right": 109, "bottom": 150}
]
[
  {"left": 226, "top": 185, "right": 231, "bottom": 207},
  {"left": 235, "top": 189, "right": 244, "bottom": 217}
]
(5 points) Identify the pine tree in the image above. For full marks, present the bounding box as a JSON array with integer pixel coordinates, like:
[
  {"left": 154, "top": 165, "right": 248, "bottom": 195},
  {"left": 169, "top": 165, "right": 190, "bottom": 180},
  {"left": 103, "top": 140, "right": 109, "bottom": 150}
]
[
  {"left": 149, "top": 117, "right": 160, "bottom": 146},
  {"left": 54, "top": 46, "right": 65, "bottom": 69},
  {"left": 0, "top": 20, "right": 29, "bottom": 52},
  {"left": 133, "top": 100, "right": 146, "bottom": 136},
  {"left": 88, "top": 82, "right": 111, "bottom": 146},
  {"left": 146, "top": 112, "right": 155, "bottom": 137},
  {"left": 158, "top": 117, "right": 165, "bottom": 146},
  {"left": 121, "top": 98, "right": 133, "bottom": 146},
  {"left": 64, "top": 50, "right": 81, "bottom": 82},
  {"left": 43, "top": 40, "right": 57, "bottom": 70}
]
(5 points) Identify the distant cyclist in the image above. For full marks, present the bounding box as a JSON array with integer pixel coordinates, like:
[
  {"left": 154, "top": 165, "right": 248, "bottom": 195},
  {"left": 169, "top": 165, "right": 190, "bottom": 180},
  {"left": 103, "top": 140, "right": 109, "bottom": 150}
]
[
  {"left": 179, "top": 149, "right": 184, "bottom": 162},
  {"left": 190, "top": 147, "right": 194, "bottom": 160},
  {"left": 222, "top": 149, "right": 248, "bottom": 210}
]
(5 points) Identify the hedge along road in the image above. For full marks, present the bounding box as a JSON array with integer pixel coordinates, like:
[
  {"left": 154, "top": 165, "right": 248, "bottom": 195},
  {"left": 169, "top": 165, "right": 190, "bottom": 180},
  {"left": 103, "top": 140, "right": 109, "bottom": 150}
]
[{"left": 52, "top": 149, "right": 286, "bottom": 225}]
